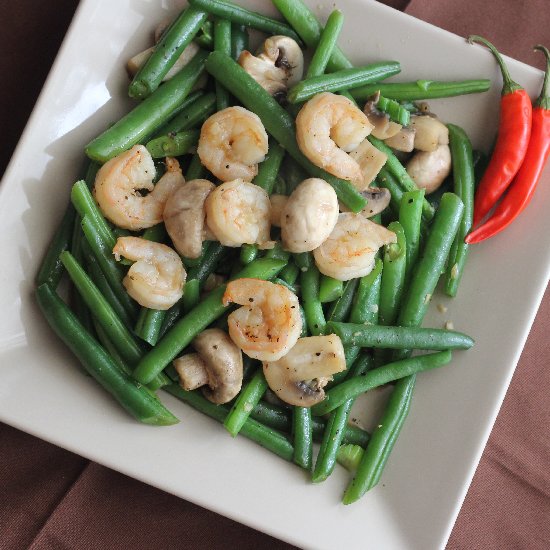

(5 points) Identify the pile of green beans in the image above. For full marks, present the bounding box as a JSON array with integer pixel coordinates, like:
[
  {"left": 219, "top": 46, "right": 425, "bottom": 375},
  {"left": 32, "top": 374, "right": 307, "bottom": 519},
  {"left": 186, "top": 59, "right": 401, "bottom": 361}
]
[{"left": 34, "top": 0, "right": 484, "bottom": 508}]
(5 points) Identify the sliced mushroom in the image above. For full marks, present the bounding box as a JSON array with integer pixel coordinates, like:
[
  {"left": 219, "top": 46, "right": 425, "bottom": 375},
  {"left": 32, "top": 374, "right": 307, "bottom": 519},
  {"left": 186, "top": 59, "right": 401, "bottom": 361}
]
[
  {"left": 238, "top": 36, "right": 303, "bottom": 99},
  {"left": 174, "top": 353, "right": 209, "bottom": 391},
  {"left": 410, "top": 114, "right": 449, "bottom": 152},
  {"left": 384, "top": 126, "right": 416, "bottom": 152},
  {"left": 163, "top": 179, "right": 215, "bottom": 259},
  {"left": 281, "top": 178, "right": 339, "bottom": 253},
  {"left": 269, "top": 194, "right": 288, "bottom": 227},
  {"left": 406, "top": 144, "right": 452, "bottom": 194},
  {"left": 174, "top": 328, "right": 243, "bottom": 404},
  {"left": 341, "top": 187, "right": 391, "bottom": 218},
  {"left": 127, "top": 42, "right": 201, "bottom": 82},
  {"left": 363, "top": 100, "right": 402, "bottom": 140},
  {"left": 263, "top": 335, "right": 346, "bottom": 407},
  {"left": 348, "top": 139, "right": 388, "bottom": 190}
]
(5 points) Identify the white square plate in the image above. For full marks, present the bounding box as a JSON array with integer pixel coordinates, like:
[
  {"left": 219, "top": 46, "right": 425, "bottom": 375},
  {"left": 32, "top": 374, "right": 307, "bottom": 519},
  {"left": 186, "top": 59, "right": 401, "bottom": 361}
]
[{"left": 1, "top": 1, "right": 549, "bottom": 549}]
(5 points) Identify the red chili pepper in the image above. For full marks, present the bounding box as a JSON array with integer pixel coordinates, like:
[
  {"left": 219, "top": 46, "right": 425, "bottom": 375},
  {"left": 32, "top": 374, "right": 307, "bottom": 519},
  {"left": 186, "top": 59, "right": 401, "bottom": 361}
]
[
  {"left": 468, "top": 36, "right": 532, "bottom": 227},
  {"left": 466, "top": 46, "right": 550, "bottom": 244}
]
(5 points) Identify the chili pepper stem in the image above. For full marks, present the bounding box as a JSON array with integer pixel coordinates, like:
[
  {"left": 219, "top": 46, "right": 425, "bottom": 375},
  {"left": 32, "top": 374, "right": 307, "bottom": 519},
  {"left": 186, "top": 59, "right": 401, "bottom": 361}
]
[
  {"left": 534, "top": 45, "right": 550, "bottom": 109},
  {"left": 467, "top": 35, "right": 522, "bottom": 94}
]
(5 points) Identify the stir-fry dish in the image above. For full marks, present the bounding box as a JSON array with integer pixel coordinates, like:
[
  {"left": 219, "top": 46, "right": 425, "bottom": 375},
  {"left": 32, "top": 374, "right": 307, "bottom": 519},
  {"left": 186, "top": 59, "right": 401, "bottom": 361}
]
[{"left": 35, "top": 0, "right": 550, "bottom": 505}]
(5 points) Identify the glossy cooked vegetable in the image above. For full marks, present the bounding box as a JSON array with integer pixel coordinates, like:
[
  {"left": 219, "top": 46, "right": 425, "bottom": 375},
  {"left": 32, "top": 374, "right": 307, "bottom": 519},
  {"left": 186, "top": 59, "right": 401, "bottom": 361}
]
[
  {"left": 36, "top": 284, "right": 178, "bottom": 426},
  {"left": 468, "top": 36, "right": 532, "bottom": 226},
  {"left": 305, "top": 9, "right": 344, "bottom": 79},
  {"left": 214, "top": 18, "right": 232, "bottom": 110},
  {"left": 293, "top": 406, "right": 313, "bottom": 470},
  {"left": 398, "top": 189, "right": 425, "bottom": 285}
]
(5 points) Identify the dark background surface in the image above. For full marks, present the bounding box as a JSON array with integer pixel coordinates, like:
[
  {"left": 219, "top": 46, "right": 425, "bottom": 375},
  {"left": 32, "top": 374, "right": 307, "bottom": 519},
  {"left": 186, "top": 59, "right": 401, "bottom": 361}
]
[{"left": 1, "top": 1, "right": 549, "bottom": 549}]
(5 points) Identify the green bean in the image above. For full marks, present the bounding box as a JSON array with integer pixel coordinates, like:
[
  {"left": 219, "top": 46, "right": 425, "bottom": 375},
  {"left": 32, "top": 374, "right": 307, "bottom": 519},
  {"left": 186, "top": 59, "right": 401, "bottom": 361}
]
[
  {"left": 250, "top": 401, "right": 370, "bottom": 447},
  {"left": 214, "top": 18, "right": 232, "bottom": 110},
  {"left": 273, "top": 277, "right": 297, "bottom": 294},
  {"left": 83, "top": 243, "right": 134, "bottom": 329},
  {"left": 133, "top": 258, "right": 286, "bottom": 384},
  {"left": 379, "top": 222, "right": 406, "bottom": 327},
  {"left": 338, "top": 90, "right": 358, "bottom": 104},
  {"left": 87, "top": 50, "right": 208, "bottom": 162},
  {"left": 135, "top": 308, "right": 165, "bottom": 346},
  {"left": 187, "top": 242, "right": 226, "bottom": 288},
  {"left": 311, "top": 350, "right": 452, "bottom": 416},
  {"left": 265, "top": 242, "right": 290, "bottom": 262},
  {"left": 445, "top": 124, "right": 474, "bottom": 297},
  {"left": 327, "top": 322, "right": 474, "bottom": 351},
  {"left": 142, "top": 223, "right": 167, "bottom": 243},
  {"left": 36, "top": 204, "right": 75, "bottom": 287},
  {"left": 398, "top": 189, "right": 425, "bottom": 285},
  {"left": 349, "top": 259, "right": 383, "bottom": 325},
  {"left": 272, "top": 0, "right": 352, "bottom": 72},
  {"left": 240, "top": 244, "right": 258, "bottom": 265},
  {"left": 36, "top": 284, "right": 178, "bottom": 425},
  {"left": 129, "top": 7, "right": 208, "bottom": 99},
  {"left": 279, "top": 261, "right": 299, "bottom": 286},
  {"left": 327, "top": 279, "right": 358, "bottom": 323},
  {"left": 342, "top": 375, "right": 413, "bottom": 503},
  {"left": 337, "top": 444, "right": 364, "bottom": 472},
  {"left": 398, "top": 193, "right": 464, "bottom": 329},
  {"left": 319, "top": 275, "right": 344, "bottom": 303},
  {"left": 224, "top": 369, "right": 268, "bottom": 436},
  {"left": 182, "top": 278, "right": 200, "bottom": 313},
  {"left": 306, "top": 9, "right": 344, "bottom": 79},
  {"left": 60, "top": 251, "right": 144, "bottom": 366},
  {"left": 272, "top": 174, "right": 287, "bottom": 195},
  {"left": 351, "top": 79, "right": 492, "bottom": 102},
  {"left": 312, "top": 353, "right": 372, "bottom": 482},
  {"left": 293, "top": 406, "right": 313, "bottom": 470},
  {"left": 146, "top": 129, "right": 199, "bottom": 158},
  {"left": 189, "top": 0, "right": 301, "bottom": 43},
  {"left": 288, "top": 62, "right": 401, "bottom": 104},
  {"left": 230, "top": 24, "right": 248, "bottom": 60},
  {"left": 81, "top": 216, "right": 138, "bottom": 321},
  {"left": 158, "top": 302, "right": 183, "bottom": 339},
  {"left": 186, "top": 153, "right": 207, "bottom": 180},
  {"left": 150, "top": 90, "right": 203, "bottom": 135},
  {"left": 205, "top": 51, "right": 367, "bottom": 212},
  {"left": 71, "top": 180, "right": 115, "bottom": 250},
  {"left": 300, "top": 256, "right": 326, "bottom": 335},
  {"left": 377, "top": 167, "right": 405, "bottom": 212},
  {"left": 253, "top": 139, "right": 285, "bottom": 194},
  {"left": 195, "top": 20, "right": 214, "bottom": 50},
  {"left": 369, "top": 136, "right": 435, "bottom": 220},
  {"left": 377, "top": 95, "right": 410, "bottom": 126},
  {"left": 165, "top": 384, "right": 293, "bottom": 461},
  {"left": 292, "top": 251, "right": 310, "bottom": 270}
]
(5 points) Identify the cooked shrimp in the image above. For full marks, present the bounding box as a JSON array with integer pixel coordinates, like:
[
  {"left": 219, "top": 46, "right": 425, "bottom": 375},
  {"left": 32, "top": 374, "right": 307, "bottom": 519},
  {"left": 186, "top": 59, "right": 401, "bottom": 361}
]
[
  {"left": 94, "top": 145, "right": 184, "bottom": 230},
  {"left": 296, "top": 93, "right": 374, "bottom": 185},
  {"left": 197, "top": 106, "right": 268, "bottom": 182},
  {"left": 113, "top": 236, "right": 186, "bottom": 310},
  {"left": 223, "top": 279, "right": 302, "bottom": 361},
  {"left": 313, "top": 213, "right": 396, "bottom": 281},
  {"left": 205, "top": 179, "right": 273, "bottom": 248}
]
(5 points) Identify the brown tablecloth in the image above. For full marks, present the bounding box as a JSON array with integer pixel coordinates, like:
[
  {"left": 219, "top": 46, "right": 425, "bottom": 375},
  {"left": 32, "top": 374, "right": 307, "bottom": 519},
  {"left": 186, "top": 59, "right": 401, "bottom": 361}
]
[{"left": 1, "top": 1, "right": 549, "bottom": 548}]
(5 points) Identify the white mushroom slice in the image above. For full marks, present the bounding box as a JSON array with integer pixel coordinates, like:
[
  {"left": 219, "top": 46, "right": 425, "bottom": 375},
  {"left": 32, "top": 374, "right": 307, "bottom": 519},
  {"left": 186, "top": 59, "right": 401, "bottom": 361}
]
[
  {"left": 340, "top": 187, "right": 391, "bottom": 218},
  {"left": 384, "top": 126, "right": 416, "bottom": 152},
  {"left": 281, "top": 178, "right": 339, "bottom": 253},
  {"left": 263, "top": 335, "right": 346, "bottom": 407},
  {"left": 127, "top": 42, "right": 201, "bottom": 82},
  {"left": 238, "top": 35, "right": 303, "bottom": 98},
  {"left": 348, "top": 139, "right": 388, "bottom": 190},
  {"left": 363, "top": 101, "right": 402, "bottom": 140},
  {"left": 174, "top": 353, "right": 209, "bottom": 391},
  {"left": 191, "top": 328, "right": 244, "bottom": 404},
  {"left": 313, "top": 213, "right": 397, "bottom": 281},
  {"left": 406, "top": 144, "right": 452, "bottom": 195},
  {"left": 410, "top": 115, "right": 449, "bottom": 152},
  {"left": 270, "top": 194, "right": 288, "bottom": 227},
  {"left": 205, "top": 179, "right": 273, "bottom": 248},
  {"left": 163, "top": 179, "right": 215, "bottom": 259}
]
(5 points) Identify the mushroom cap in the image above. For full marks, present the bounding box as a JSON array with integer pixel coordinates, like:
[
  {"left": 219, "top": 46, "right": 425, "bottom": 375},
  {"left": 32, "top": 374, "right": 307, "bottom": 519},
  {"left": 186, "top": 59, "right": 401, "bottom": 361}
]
[
  {"left": 263, "top": 335, "right": 346, "bottom": 407},
  {"left": 193, "top": 328, "right": 243, "bottom": 404},
  {"left": 406, "top": 144, "right": 452, "bottom": 195},
  {"left": 163, "top": 179, "right": 215, "bottom": 259},
  {"left": 281, "top": 178, "right": 339, "bottom": 253}
]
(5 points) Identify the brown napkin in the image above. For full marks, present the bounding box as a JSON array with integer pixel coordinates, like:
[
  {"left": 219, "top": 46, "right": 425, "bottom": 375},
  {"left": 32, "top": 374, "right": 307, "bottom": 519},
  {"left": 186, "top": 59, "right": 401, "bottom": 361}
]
[{"left": 1, "top": 1, "right": 549, "bottom": 549}]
